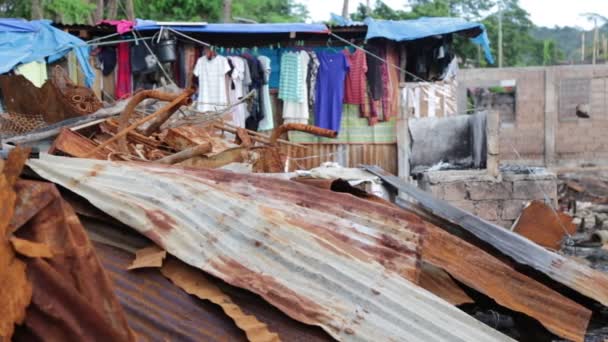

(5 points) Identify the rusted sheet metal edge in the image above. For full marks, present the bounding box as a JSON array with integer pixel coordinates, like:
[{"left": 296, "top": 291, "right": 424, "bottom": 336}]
[
  {"left": 363, "top": 165, "right": 608, "bottom": 307},
  {"left": 28, "top": 155, "right": 513, "bottom": 342}
]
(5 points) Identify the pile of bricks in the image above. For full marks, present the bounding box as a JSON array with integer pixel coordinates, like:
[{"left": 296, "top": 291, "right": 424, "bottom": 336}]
[{"left": 418, "top": 170, "right": 558, "bottom": 228}]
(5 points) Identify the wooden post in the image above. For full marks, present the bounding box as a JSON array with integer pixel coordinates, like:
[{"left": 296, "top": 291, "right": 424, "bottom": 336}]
[
  {"left": 486, "top": 110, "right": 500, "bottom": 178},
  {"left": 396, "top": 86, "right": 411, "bottom": 180}
]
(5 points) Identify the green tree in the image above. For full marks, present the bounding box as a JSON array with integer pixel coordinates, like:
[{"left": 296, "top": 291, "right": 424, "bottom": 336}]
[{"left": 134, "top": 0, "right": 307, "bottom": 23}]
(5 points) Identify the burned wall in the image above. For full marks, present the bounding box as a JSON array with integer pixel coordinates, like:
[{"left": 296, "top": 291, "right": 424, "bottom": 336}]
[
  {"left": 418, "top": 169, "right": 558, "bottom": 228},
  {"left": 458, "top": 65, "right": 608, "bottom": 167}
]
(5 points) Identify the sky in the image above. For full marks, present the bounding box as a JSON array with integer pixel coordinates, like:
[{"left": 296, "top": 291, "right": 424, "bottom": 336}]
[{"left": 303, "top": 0, "right": 608, "bottom": 29}]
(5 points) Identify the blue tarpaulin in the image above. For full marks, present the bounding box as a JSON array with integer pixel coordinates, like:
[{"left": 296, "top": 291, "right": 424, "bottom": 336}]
[
  {"left": 0, "top": 19, "right": 95, "bottom": 87},
  {"left": 135, "top": 20, "right": 329, "bottom": 34},
  {"left": 364, "top": 17, "right": 494, "bottom": 64}
]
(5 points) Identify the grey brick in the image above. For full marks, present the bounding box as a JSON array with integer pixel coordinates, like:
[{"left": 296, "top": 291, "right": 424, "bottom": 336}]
[
  {"left": 500, "top": 200, "right": 526, "bottom": 220},
  {"left": 467, "top": 181, "right": 512, "bottom": 200},
  {"left": 512, "top": 180, "right": 557, "bottom": 200}
]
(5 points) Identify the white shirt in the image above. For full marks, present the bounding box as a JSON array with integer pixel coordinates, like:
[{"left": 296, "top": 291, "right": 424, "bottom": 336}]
[
  {"left": 257, "top": 56, "right": 274, "bottom": 131},
  {"left": 228, "top": 56, "right": 247, "bottom": 128},
  {"left": 193, "top": 55, "right": 231, "bottom": 112}
]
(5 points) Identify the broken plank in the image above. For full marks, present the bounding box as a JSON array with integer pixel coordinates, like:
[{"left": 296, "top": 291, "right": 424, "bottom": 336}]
[{"left": 363, "top": 165, "right": 608, "bottom": 307}]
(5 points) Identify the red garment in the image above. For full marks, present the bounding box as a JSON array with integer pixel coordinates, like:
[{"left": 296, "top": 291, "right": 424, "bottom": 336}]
[
  {"left": 343, "top": 49, "right": 368, "bottom": 108},
  {"left": 115, "top": 42, "right": 131, "bottom": 99}
]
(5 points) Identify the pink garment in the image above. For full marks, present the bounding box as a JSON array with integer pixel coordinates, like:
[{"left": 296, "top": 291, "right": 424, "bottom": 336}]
[
  {"left": 115, "top": 42, "right": 131, "bottom": 99},
  {"left": 98, "top": 20, "right": 134, "bottom": 34}
]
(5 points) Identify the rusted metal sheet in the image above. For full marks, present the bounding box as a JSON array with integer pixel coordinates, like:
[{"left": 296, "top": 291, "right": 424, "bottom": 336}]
[
  {"left": 93, "top": 241, "right": 332, "bottom": 342},
  {"left": 161, "top": 257, "right": 281, "bottom": 342},
  {"left": 422, "top": 225, "right": 591, "bottom": 342},
  {"left": 270, "top": 123, "right": 337, "bottom": 145},
  {"left": 281, "top": 143, "right": 397, "bottom": 174},
  {"left": 10, "top": 180, "right": 134, "bottom": 342},
  {"left": 0, "top": 172, "right": 31, "bottom": 340},
  {"left": 127, "top": 245, "right": 166, "bottom": 270},
  {"left": 165, "top": 125, "right": 238, "bottom": 154},
  {"left": 417, "top": 262, "right": 473, "bottom": 306},
  {"left": 512, "top": 200, "right": 576, "bottom": 250},
  {"left": 364, "top": 165, "right": 608, "bottom": 308},
  {"left": 29, "top": 155, "right": 513, "bottom": 342}
]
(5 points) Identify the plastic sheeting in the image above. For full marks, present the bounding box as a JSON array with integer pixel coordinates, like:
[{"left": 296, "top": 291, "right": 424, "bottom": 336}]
[
  {"left": 0, "top": 19, "right": 94, "bottom": 87},
  {"left": 135, "top": 19, "right": 329, "bottom": 34},
  {"left": 364, "top": 17, "right": 494, "bottom": 64}
]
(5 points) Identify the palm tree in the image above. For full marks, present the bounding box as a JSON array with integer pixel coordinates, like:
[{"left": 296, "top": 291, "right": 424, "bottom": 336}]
[{"left": 580, "top": 13, "right": 608, "bottom": 64}]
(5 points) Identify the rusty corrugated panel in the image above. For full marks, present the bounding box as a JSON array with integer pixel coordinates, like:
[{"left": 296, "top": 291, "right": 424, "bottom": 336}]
[
  {"left": 512, "top": 201, "right": 576, "bottom": 250},
  {"left": 160, "top": 257, "right": 281, "bottom": 342},
  {"left": 417, "top": 262, "right": 473, "bottom": 306},
  {"left": 29, "top": 155, "right": 513, "bottom": 342},
  {"left": 0, "top": 173, "right": 31, "bottom": 340},
  {"left": 422, "top": 226, "right": 591, "bottom": 342},
  {"left": 365, "top": 165, "right": 608, "bottom": 309},
  {"left": 11, "top": 180, "right": 134, "bottom": 342},
  {"left": 93, "top": 241, "right": 332, "bottom": 342}
]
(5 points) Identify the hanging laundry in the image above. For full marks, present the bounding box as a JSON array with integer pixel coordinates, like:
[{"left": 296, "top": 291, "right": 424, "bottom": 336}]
[
  {"left": 97, "top": 47, "right": 117, "bottom": 76},
  {"left": 242, "top": 53, "right": 265, "bottom": 131},
  {"left": 115, "top": 42, "right": 131, "bottom": 99},
  {"left": 257, "top": 55, "right": 274, "bottom": 131},
  {"left": 193, "top": 54, "right": 231, "bottom": 112},
  {"left": 228, "top": 56, "right": 247, "bottom": 128},
  {"left": 314, "top": 51, "right": 350, "bottom": 132},
  {"left": 366, "top": 44, "right": 384, "bottom": 101},
  {"left": 385, "top": 42, "right": 401, "bottom": 119},
  {"left": 282, "top": 51, "right": 310, "bottom": 125},
  {"left": 15, "top": 61, "right": 47, "bottom": 88},
  {"left": 343, "top": 48, "right": 368, "bottom": 115},
  {"left": 278, "top": 52, "right": 303, "bottom": 102},
  {"left": 307, "top": 51, "right": 320, "bottom": 116}
]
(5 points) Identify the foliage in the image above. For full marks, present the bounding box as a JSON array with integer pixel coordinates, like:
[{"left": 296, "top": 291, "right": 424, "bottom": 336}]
[
  {"left": 352, "top": 0, "right": 566, "bottom": 68},
  {"left": 45, "top": 0, "right": 95, "bottom": 24},
  {"left": 134, "top": 0, "right": 307, "bottom": 23}
]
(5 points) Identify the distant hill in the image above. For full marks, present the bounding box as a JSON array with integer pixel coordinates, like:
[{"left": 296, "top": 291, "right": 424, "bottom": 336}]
[{"left": 531, "top": 24, "right": 608, "bottom": 63}]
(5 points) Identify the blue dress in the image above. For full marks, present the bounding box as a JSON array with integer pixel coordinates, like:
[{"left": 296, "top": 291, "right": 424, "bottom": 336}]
[{"left": 314, "top": 51, "right": 350, "bottom": 132}]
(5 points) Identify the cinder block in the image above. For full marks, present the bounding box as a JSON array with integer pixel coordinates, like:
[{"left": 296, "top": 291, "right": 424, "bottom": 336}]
[
  {"left": 449, "top": 200, "right": 476, "bottom": 214},
  {"left": 474, "top": 200, "right": 499, "bottom": 221},
  {"left": 441, "top": 182, "right": 467, "bottom": 201},
  {"left": 467, "top": 181, "right": 512, "bottom": 200},
  {"left": 512, "top": 180, "right": 557, "bottom": 200},
  {"left": 500, "top": 200, "right": 526, "bottom": 220}
]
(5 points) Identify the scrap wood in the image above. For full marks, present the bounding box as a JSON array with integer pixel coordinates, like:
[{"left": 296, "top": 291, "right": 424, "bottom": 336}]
[
  {"left": 157, "top": 142, "right": 213, "bottom": 165},
  {"left": 422, "top": 226, "right": 591, "bottom": 342},
  {"left": 49, "top": 128, "right": 112, "bottom": 159},
  {"left": 127, "top": 245, "right": 167, "bottom": 270},
  {"left": 363, "top": 165, "right": 608, "bottom": 308},
  {"left": 417, "top": 262, "right": 473, "bottom": 306},
  {"left": 178, "top": 147, "right": 249, "bottom": 169},
  {"left": 161, "top": 257, "right": 281, "bottom": 342},
  {"left": 512, "top": 201, "right": 576, "bottom": 250},
  {"left": 236, "top": 128, "right": 253, "bottom": 147},
  {"left": 214, "top": 122, "right": 307, "bottom": 148},
  {"left": 90, "top": 89, "right": 194, "bottom": 157},
  {"left": 10, "top": 236, "right": 53, "bottom": 258},
  {"left": 567, "top": 181, "right": 586, "bottom": 193},
  {"left": 270, "top": 123, "right": 337, "bottom": 146},
  {"left": 0, "top": 171, "right": 31, "bottom": 340},
  {"left": 101, "top": 119, "right": 164, "bottom": 148}
]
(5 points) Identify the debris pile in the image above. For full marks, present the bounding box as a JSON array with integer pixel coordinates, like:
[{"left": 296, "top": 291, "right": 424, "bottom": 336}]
[{"left": 3, "top": 89, "right": 608, "bottom": 342}]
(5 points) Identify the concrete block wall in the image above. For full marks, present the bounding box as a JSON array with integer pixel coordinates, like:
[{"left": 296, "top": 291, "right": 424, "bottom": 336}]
[
  {"left": 458, "top": 65, "right": 608, "bottom": 167},
  {"left": 419, "top": 170, "right": 558, "bottom": 228}
]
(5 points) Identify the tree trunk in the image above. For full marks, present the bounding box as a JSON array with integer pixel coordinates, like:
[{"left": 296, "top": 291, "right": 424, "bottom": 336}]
[
  {"left": 125, "top": 0, "right": 135, "bottom": 21},
  {"left": 107, "top": 0, "right": 118, "bottom": 19},
  {"left": 94, "top": 0, "right": 104, "bottom": 23},
  {"left": 31, "top": 0, "right": 43, "bottom": 19},
  {"left": 342, "top": 0, "right": 349, "bottom": 19},
  {"left": 223, "top": 0, "right": 232, "bottom": 23}
]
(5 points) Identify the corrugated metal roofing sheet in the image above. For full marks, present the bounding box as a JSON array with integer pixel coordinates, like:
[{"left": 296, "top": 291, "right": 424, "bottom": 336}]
[{"left": 28, "top": 155, "right": 512, "bottom": 342}]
